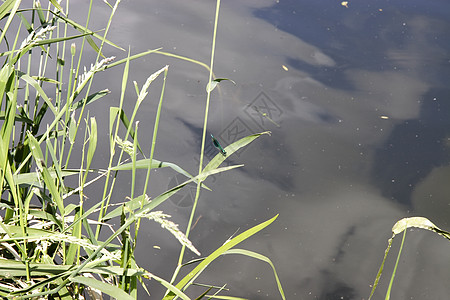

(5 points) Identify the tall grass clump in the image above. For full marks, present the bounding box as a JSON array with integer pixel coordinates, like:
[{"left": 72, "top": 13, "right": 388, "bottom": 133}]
[{"left": 0, "top": 0, "right": 285, "bottom": 299}]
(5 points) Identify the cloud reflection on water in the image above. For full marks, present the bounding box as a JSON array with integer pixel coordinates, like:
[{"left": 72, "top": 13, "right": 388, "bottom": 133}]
[{"left": 88, "top": 0, "right": 450, "bottom": 298}]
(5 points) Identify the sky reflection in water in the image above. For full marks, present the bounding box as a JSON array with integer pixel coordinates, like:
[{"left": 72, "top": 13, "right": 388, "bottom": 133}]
[{"left": 89, "top": 0, "right": 450, "bottom": 298}]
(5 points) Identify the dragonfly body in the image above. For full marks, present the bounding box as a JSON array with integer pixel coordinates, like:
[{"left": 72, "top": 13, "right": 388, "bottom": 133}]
[{"left": 211, "top": 134, "right": 227, "bottom": 156}]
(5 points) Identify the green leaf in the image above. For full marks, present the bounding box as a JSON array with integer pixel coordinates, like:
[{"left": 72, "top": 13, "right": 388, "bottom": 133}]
[
  {"left": 206, "top": 78, "right": 236, "bottom": 93},
  {"left": 0, "top": 260, "right": 72, "bottom": 277},
  {"left": 205, "top": 296, "right": 248, "bottom": 300},
  {"left": 111, "top": 158, "right": 211, "bottom": 190},
  {"left": 68, "top": 112, "right": 77, "bottom": 144},
  {"left": 18, "top": 71, "right": 57, "bottom": 115},
  {"left": 0, "top": 0, "right": 16, "bottom": 21},
  {"left": 224, "top": 249, "right": 285, "bottom": 300},
  {"left": 13, "top": 169, "right": 79, "bottom": 187},
  {"left": 70, "top": 276, "right": 135, "bottom": 300},
  {"left": 148, "top": 273, "right": 191, "bottom": 300},
  {"left": 32, "top": 76, "right": 61, "bottom": 84},
  {"left": 51, "top": 12, "right": 124, "bottom": 52},
  {"left": 48, "top": 0, "right": 65, "bottom": 14},
  {"left": 35, "top": 0, "right": 46, "bottom": 25},
  {"left": 0, "top": 111, "right": 32, "bottom": 124},
  {"left": 201, "top": 131, "right": 271, "bottom": 179},
  {"left": 109, "top": 107, "right": 143, "bottom": 154},
  {"left": 86, "top": 117, "right": 97, "bottom": 172},
  {"left": 163, "top": 215, "right": 279, "bottom": 300},
  {"left": 0, "top": 0, "right": 21, "bottom": 48},
  {"left": 103, "top": 165, "right": 242, "bottom": 221},
  {"left": 44, "top": 134, "right": 67, "bottom": 193},
  {"left": 29, "top": 209, "right": 63, "bottom": 229},
  {"left": 73, "top": 89, "right": 110, "bottom": 110},
  {"left": 194, "top": 286, "right": 213, "bottom": 300},
  {"left": 392, "top": 217, "right": 450, "bottom": 239},
  {"left": 0, "top": 64, "right": 14, "bottom": 100},
  {"left": 27, "top": 133, "right": 65, "bottom": 215},
  {"left": 102, "top": 48, "right": 162, "bottom": 70},
  {"left": 14, "top": 32, "right": 96, "bottom": 63}
]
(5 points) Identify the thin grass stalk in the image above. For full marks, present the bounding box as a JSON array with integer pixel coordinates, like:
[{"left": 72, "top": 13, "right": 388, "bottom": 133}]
[
  {"left": 95, "top": 53, "right": 130, "bottom": 240},
  {"left": 21, "top": 26, "right": 32, "bottom": 142},
  {"left": 53, "top": 5, "right": 64, "bottom": 167},
  {"left": 131, "top": 122, "right": 138, "bottom": 199},
  {"left": 65, "top": 0, "right": 119, "bottom": 167},
  {"left": 71, "top": 0, "right": 94, "bottom": 95},
  {"left": 10, "top": 74, "right": 31, "bottom": 281},
  {"left": 385, "top": 228, "right": 406, "bottom": 300},
  {"left": 177, "top": 0, "right": 221, "bottom": 268},
  {"left": 68, "top": 117, "right": 92, "bottom": 265},
  {"left": 141, "top": 67, "right": 169, "bottom": 193},
  {"left": 61, "top": 44, "right": 76, "bottom": 167},
  {"left": 137, "top": 66, "right": 169, "bottom": 227},
  {"left": 0, "top": 0, "right": 21, "bottom": 47},
  {"left": 59, "top": 2, "right": 72, "bottom": 166}
]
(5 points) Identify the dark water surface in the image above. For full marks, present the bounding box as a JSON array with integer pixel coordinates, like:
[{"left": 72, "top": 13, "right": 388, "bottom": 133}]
[{"left": 80, "top": 0, "right": 450, "bottom": 299}]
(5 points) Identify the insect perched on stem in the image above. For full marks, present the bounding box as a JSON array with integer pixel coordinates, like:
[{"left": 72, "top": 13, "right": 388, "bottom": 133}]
[{"left": 210, "top": 134, "right": 226, "bottom": 156}]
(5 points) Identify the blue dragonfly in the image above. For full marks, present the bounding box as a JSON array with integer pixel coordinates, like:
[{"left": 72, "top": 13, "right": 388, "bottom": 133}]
[{"left": 210, "top": 134, "right": 227, "bottom": 156}]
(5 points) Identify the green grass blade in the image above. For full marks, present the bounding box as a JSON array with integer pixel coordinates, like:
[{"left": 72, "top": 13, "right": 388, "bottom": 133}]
[
  {"left": 392, "top": 216, "right": 450, "bottom": 240},
  {"left": 205, "top": 78, "right": 235, "bottom": 93},
  {"left": 385, "top": 229, "right": 406, "bottom": 300},
  {"left": 34, "top": 0, "right": 46, "bottom": 25},
  {"left": 368, "top": 237, "right": 395, "bottom": 300},
  {"left": 109, "top": 107, "right": 143, "bottom": 154},
  {"left": 101, "top": 48, "right": 162, "bottom": 70},
  {"left": 0, "top": 71, "right": 19, "bottom": 206},
  {"left": 153, "top": 50, "right": 211, "bottom": 73},
  {"left": 44, "top": 134, "right": 67, "bottom": 192},
  {"left": 103, "top": 165, "right": 241, "bottom": 222},
  {"left": 0, "top": 0, "right": 16, "bottom": 20},
  {"left": 205, "top": 296, "right": 247, "bottom": 300},
  {"left": 0, "top": 0, "right": 21, "bottom": 48},
  {"left": 0, "top": 111, "right": 33, "bottom": 124},
  {"left": 0, "top": 135, "right": 19, "bottom": 207},
  {"left": 194, "top": 287, "right": 213, "bottom": 300},
  {"left": 48, "top": 0, "right": 65, "bottom": 15},
  {"left": 102, "top": 195, "right": 148, "bottom": 221},
  {"left": 18, "top": 71, "right": 57, "bottom": 115},
  {"left": 0, "top": 260, "right": 73, "bottom": 277},
  {"left": 68, "top": 111, "right": 77, "bottom": 144},
  {"left": 13, "top": 32, "right": 95, "bottom": 63},
  {"left": 0, "top": 64, "right": 14, "bottom": 104},
  {"left": 163, "top": 215, "right": 279, "bottom": 300},
  {"left": 149, "top": 273, "right": 192, "bottom": 300},
  {"left": 27, "top": 132, "right": 65, "bottom": 216},
  {"left": 33, "top": 32, "right": 95, "bottom": 47},
  {"left": 111, "top": 158, "right": 211, "bottom": 190},
  {"left": 85, "top": 117, "right": 97, "bottom": 174},
  {"left": 13, "top": 169, "right": 79, "bottom": 187},
  {"left": 72, "top": 89, "right": 110, "bottom": 110},
  {"left": 70, "top": 276, "right": 135, "bottom": 300},
  {"left": 45, "top": 10, "right": 124, "bottom": 52},
  {"left": 224, "top": 249, "right": 285, "bottom": 300},
  {"left": 202, "top": 131, "right": 271, "bottom": 176}
]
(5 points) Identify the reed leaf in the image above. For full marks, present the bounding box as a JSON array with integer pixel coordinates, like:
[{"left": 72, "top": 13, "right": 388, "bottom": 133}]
[{"left": 163, "top": 215, "right": 279, "bottom": 300}]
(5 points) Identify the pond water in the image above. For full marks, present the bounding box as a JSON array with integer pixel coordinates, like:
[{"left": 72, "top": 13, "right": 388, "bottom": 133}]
[{"left": 80, "top": 0, "right": 450, "bottom": 299}]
